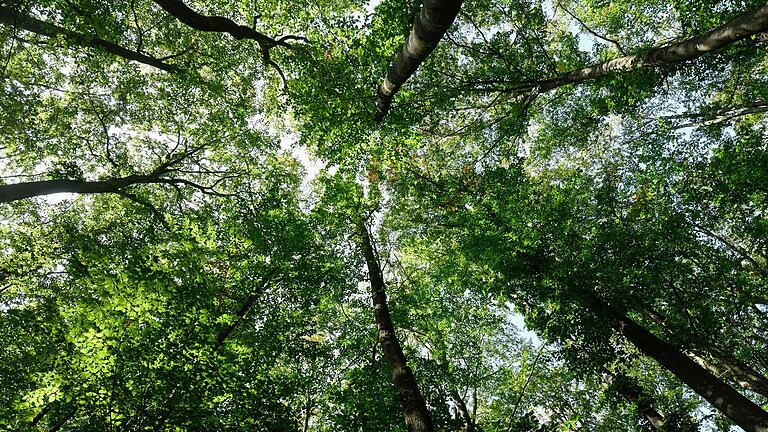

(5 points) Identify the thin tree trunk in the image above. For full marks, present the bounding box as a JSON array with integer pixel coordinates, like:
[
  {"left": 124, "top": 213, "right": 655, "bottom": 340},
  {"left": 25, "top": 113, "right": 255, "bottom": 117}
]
[
  {"left": 449, "top": 388, "right": 475, "bottom": 432},
  {"left": 358, "top": 220, "right": 435, "bottom": 432},
  {"left": 589, "top": 296, "right": 768, "bottom": 432},
  {"left": 689, "top": 350, "right": 768, "bottom": 398},
  {"left": 302, "top": 396, "right": 312, "bottom": 432},
  {"left": 212, "top": 268, "right": 278, "bottom": 353},
  {"left": 154, "top": 270, "right": 277, "bottom": 428},
  {"left": 30, "top": 401, "right": 53, "bottom": 426},
  {"left": 602, "top": 369, "right": 667, "bottom": 431},
  {"left": 375, "top": 0, "right": 462, "bottom": 122},
  {"left": 495, "top": 5, "right": 768, "bottom": 95},
  {"left": 49, "top": 407, "right": 77, "bottom": 432},
  {"left": 644, "top": 308, "right": 768, "bottom": 397},
  {"left": 0, "top": 6, "right": 178, "bottom": 72},
  {"left": 506, "top": 345, "right": 543, "bottom": 432}
]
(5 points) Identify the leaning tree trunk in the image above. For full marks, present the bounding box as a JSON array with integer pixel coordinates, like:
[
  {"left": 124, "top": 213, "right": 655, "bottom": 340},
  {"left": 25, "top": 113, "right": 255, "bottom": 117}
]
[
  {"left": 0, "top": 6, "right": 177, "bottom": 72},
  {"left": 588, "top": 296, "right": 768, "bottom": 432},
  {"left": 375, "top": 0, "right": 463, "bottom": 122},
  {"left": 688, "top": 350, "right": 768, "bottom": 398},
  {"left": 513, "top": 5, "right": 768, "bottom": 95},
  {"left": 602, "top": 369, "right": 668, "bottom": 431},
  {"left": 644, "top": 308, "right": 768, "bottom": 398},
  {"left": 358, "top": 220, "right": 435, "bottom": 432},
  {"left": 153, "top": 270, "right": 278, "bottom": 429},
  {"left": 0, "top": 176, "right": 154, "bottom": 203}
]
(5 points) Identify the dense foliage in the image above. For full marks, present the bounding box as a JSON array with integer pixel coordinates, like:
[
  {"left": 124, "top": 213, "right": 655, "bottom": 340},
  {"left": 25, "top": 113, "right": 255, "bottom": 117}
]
[{"left": 1, "top": 0, "right": 767, "bottom": 431}]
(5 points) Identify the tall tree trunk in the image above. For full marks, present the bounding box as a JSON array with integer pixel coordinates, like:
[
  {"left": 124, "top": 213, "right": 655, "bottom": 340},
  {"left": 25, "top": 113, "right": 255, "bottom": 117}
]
[
  {"left": 644, "top": 308, "right": 768, "bottom": 398},
  {"left": 0, "top": 6, "right": 178, "bottom": 72},
  {"left": 602, "top": 369, "right": 667, "bottom": 431},
  {"left": 688, "top": 350, "right": 768, "bottom": 398},
  {"left": 358, "top": 220, "right": 435, "bottom": 432},
  {"left": 375, "top": 0, "right": 462, "bottom": 122},
  {"left": 493, "top": 5, "right": 768, "bottom": 95},
  {"left": 588, "top": 296, "right": 768, "bottom": 432}
]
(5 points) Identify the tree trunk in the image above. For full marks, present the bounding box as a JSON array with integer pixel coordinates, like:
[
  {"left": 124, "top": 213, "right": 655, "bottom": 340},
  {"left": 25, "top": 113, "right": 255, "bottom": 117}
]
[
  {"left": 358, "top": 220, "right": 435, "bottom": 432},
  {"left": 0, "top": 175, "right": 155, "bottom": 203},
  {"left": 602, "top": 370, "right": 667, "bottom": 431},
  {"left": 302, "top": 397, "right": 312, "bottom": 432},
  {"left": 498, "top": 5, "right": 768, "bottom": 95},
  {"left": 153, "top": 270, "right": 277, "bottom": 428},
  {"left": 0, "top": 6, "right": 178, "bottom": 72},
  {"left": 375, "top": 0, "right": 463, "bottom": 122},
  {"left": 644, "top": 308, "right": 768, "bottom": 398},
  {"left": 449, "top": 388, "right": 475, "bottom": 432},
  {"left": 689, "top": 350, "right": 768, "bottom": 398},
  {"left": 588, "top": 296, "right": 768, "bottom": 432},
  {"left": 212, "top": 268, "right": 278, "bottom": 353}
]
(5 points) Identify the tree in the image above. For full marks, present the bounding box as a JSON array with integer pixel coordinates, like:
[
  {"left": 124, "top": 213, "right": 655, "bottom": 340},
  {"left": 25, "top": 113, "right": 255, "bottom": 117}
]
[{"left": 3, "top": 0, "right": 768, "bottom": 431}]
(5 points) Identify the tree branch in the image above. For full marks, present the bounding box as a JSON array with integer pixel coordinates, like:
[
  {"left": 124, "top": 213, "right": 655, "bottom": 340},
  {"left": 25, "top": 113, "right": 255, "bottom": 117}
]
[{"left": 0, "top": 5, "right": 179, "bottom": 72}]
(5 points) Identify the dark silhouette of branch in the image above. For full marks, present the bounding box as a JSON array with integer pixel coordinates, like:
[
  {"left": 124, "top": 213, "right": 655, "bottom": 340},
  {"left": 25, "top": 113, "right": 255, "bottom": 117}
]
[
  {"left": 212, "top": 268, "right": 279, "bottom": 353},
  {"left": 151, "top": 0, "right": 304, "bottom": 83},
  {"left": 0, "top": 5, "right": 179, "bottom": 72},
  {"left": 558, "top": 2, "right": 626, "bottom": 55}
]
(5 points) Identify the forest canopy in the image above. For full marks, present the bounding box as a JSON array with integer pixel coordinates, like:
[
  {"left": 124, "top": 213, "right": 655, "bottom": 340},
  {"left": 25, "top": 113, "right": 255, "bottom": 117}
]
[{"left": 1, "top": 0, "right": 768, "bottom": 431}]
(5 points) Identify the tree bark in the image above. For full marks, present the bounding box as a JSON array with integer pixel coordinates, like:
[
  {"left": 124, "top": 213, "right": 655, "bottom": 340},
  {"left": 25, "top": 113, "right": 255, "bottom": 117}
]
[
  {"left": 0, "top": 6, "right": 178, "bottom": 72},
  {"left": 602, "top": 370, "right": 667, "bottom": 431},
  {"left": 449, "top": 388, "right": 475, "bottom": 432},
  {"left": 375, "top": 0, "right": 463, "bottom": 122},
  {"left": 644, "top": 308, "right": 768, "bottom": 398},
  {"left": 589, "top": 296, "right": 768, "bottom": 432},
  {"left": 358, "top": 220, "right": 435, "bottom": 432},
  {"left": 0, "top": 175, "right": 171, "bottom": 203},
  {"left": 497, "top": 5, "right": 768, "bottom": 95},
  {"left": 689, "top": 350, "right": 768, "bottom": 398}
]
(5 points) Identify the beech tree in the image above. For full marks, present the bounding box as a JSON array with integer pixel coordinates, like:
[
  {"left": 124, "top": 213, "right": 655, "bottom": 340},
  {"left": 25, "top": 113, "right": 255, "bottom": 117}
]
[{"left": 2, "top": 0, "right": 768, "bottom": 431}]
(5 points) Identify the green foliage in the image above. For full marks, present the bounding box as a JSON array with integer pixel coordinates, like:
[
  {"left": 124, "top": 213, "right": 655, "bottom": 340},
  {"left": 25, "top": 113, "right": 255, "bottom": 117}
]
[{"left": 2, "top": 0, "right": 767, "bottom": 430}]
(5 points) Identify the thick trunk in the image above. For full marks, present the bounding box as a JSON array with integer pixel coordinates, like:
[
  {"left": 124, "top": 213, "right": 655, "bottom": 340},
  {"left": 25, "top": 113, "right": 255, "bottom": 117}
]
[
  {"left": 602, "top": 370, "right": 667, "bottom": 431},
  {"left": 375, "top": 0, "right": 462, "bottom": 122},
  {"left": 513, "top": 5, "right": 768, "bottom": 94},
  {"left": 358, "top": 220, "right": 435, "bottom": 432},
  {"left": 449, "top": 388, "right": 475, "bottom": 432},
  {"left": 589, "top": 297, "right": 768, "bottom": 432},
  {"left": 0, "top": 175, "right": 155, "bottom": 203},
  {"left": 714, "top": 351, "right": 768, "bottom": 397},
  {"left": 0, "top": 6, "right": 177, "bottom": 72}
]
